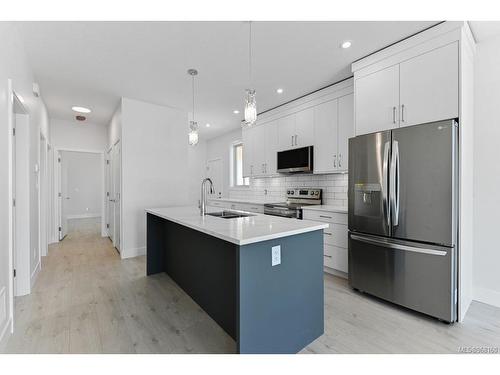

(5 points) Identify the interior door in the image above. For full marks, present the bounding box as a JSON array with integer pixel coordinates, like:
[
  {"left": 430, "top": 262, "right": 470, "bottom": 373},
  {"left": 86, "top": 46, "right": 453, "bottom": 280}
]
[
  {"left": 59, "top": 152, "right": 68, "bottom": 240},
  {"left": 390, "top": 120, "right": 457, "bottom": 246},
  {"left": 106, "top": 149, "right": 113, "bottom": 239},
  {"left": 314, "top": 99, "right": 338, "bottom": 173},
  {"left": 355, "top": 64, "right": 399, "bottom": 136},
  {"left": 206, "top": 158, "right": 223, "bottom": 199},
  {"left": 348, "top": 130, "right": 392, "bottom": 237},
  {"left": 399, "top": 42, "right": 459, "bottom": 128},
  {"left": 337, "top": 93, "right": 354, "bottom": 171},
  {"left": 112, "top": 142, "right": 121, "bottom": 251}
]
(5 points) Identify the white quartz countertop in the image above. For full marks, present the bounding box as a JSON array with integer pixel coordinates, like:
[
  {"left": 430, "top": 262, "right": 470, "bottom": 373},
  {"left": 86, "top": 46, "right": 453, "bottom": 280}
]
[
  {"left": 207, "top": 197, "right": 270, "bottom": 205},
  {"left": 302, "top": 205, "right": 348, "bottom": 214},
  {"left": 146, "top": 206, "right": 328, "bottom": 246}
]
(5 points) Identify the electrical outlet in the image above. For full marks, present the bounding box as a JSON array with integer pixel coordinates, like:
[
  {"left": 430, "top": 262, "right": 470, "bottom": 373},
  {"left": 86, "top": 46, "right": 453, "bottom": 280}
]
[{"left": 271, "top": 245, "right": 281, "bottom": 266}]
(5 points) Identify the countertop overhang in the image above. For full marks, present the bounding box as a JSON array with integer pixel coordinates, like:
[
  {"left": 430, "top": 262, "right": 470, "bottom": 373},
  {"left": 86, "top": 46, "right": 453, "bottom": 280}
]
[{"left": 146, "top": 206, "right": 328, "bottom": 245}]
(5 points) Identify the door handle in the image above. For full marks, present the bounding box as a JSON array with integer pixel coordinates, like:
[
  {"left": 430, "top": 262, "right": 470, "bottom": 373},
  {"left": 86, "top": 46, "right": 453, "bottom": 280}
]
[
  {"left": 333, "top": 155, "right": 337, "bottom": 168},
  {"left": 291, "top": 135, "right": 294, "bottom": 147},
  {"left": 338, "top": 153, "right": 342, "bottom": 168},
  {"left": 390, "top": 140, "right": 400, "bottom": 227},
  {"left": 401, "top": 104, "right": 405, "bottom": 123},
  {"left": 392, "top": 106, "right": 397, "bottom": 124},
  {"left": 382, "top": 141, "right": 390, "bottom": 229},
  {"left": 350, "top": 234, "right": 447, "bottom": 256},
  {"left": 294, "top": 135, "right": 298, "bottom": 146}
]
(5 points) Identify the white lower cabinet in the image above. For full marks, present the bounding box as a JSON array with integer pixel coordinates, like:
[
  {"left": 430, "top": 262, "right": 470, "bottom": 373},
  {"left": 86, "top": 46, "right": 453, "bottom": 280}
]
[
  {"left": 303, "top": 208, "right": 348, "bottom": 277},
  {"left": 208, "top": 200, "right": 264, "bottom": 214}
]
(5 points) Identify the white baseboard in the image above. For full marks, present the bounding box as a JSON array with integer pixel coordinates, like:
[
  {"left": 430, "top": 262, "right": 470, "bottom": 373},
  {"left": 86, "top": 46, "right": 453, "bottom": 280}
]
[
  {"left": 324, "top": 267, "right": 348, "bottom": 279},
  {"left": 31, "top": 260, "right": 41, "bottom": 288},
  {"left": 121, "top": 246, "right": 146, "bottom": 259},
  {"left": 474, "top": 286, "right": 500, "bottom": 309},
  {"left": 0, "top": 317, "right": 12, "bottom": 353},
  {"left": 66, "top": 213, "right": 101, "bottom": 219}
]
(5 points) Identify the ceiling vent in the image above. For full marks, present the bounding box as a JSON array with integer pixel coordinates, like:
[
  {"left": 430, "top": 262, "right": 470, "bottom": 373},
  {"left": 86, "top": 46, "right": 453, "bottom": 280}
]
[{"left": 76, "top": 115, "right": 86, "bottom": 121}]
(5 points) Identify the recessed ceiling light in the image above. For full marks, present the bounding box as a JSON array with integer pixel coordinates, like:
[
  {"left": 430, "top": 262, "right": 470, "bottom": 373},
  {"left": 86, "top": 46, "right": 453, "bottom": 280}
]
[
  {"left": 72, "top": 106, "right": 91, "bottom": 113},
  {"left": 206, "top": 123, "right": 211, "bottom": 127},
  {"left": 276, "top": 88, "right": 284, "bottom": 94},
  {"left": 233, "top": 110, "right": 240, "bottom": 114},
  {"left": 341, "top": 41, "right": 352, "bottom": 49}
]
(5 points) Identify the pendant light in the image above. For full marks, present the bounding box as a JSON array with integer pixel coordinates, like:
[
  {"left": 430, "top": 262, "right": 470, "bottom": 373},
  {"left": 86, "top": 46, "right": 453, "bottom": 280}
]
[
  {"left": 188, "top": 68, "right": 199, "bottom": 146},
  {"left": 244, "top": 21, "right": 257, "bottom": 126}
]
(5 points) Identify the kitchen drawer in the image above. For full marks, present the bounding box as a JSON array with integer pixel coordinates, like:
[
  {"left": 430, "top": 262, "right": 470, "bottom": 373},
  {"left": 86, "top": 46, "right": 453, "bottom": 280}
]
[
  {"left": 303, "top": 210, "right": 347, "bottom": 225},
  {"left": 324, "top": 244, "right": 348, "bottom": 273},
  {"left": 323, "top": 223, "right": 348, "bottom": 248},
  {"left": 208, "top": 201, "right": 231, "bottom": 209},
  {"left": 236, "top": 203, "right": 264, "bottom": 213}
]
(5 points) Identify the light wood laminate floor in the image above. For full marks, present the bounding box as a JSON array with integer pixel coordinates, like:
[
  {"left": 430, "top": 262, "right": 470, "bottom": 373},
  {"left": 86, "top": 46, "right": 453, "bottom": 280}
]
[{"left": 4, "top": 219, "right": 500, "bottom": 353}]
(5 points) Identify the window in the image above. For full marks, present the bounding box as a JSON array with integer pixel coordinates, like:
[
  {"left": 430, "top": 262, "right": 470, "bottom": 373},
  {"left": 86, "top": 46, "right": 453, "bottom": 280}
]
[{"left": 232, "top": 142, "right": 249, "bottom": 187}]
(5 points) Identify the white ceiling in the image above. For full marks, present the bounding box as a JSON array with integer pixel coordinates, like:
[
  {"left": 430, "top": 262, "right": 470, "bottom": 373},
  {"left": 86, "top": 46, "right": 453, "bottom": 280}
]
[{"left": 19, "top": 21, "right": 437, "bottom": 139}]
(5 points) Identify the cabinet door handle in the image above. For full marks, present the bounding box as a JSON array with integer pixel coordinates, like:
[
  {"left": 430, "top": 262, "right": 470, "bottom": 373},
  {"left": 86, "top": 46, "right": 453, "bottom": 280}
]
[
  {"left": 333, "top": 155, "right": 337, "bottom": 168},
  {"left": 392, "top": 106, "right": 397, "bottom": 124},
  {"left": 319, "top": 215, "right": 332, "bottom": 219},
  {"left": 323, "top": 254, "right": 332, "bottom": 258},
  {"left": 294, "top": 135, "right": 298, "bottom": 146},
  {"left": 401, "top": 104, "right": 405, "bottom": 123},
  {"left": 324, "top": 232, "right": 332, "bottom": 236},
  {"left": 338, "top": 153, "right": 342, "bottom": 168},
  {"left": 291, "top": 135, "right": 294, "bottom": 147}
]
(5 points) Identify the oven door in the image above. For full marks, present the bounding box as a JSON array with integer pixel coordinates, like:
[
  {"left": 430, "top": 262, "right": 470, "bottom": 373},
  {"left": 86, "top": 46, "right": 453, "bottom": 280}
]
[{"left": 264, "top": 206, "right": 300, "bottom": 219}]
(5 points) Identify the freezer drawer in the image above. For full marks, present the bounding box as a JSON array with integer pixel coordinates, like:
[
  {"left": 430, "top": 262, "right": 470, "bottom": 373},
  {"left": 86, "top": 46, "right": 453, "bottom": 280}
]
[{"left": 348, "top": 232, "right": 456, "bottom": 322}]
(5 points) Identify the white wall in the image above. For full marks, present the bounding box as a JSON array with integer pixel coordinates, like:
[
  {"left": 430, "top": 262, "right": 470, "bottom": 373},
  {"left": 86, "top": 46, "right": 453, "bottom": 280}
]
[
  {"left": 61, "top": 151, "right": 102, "bottom": 218},
  {"left": 120, "top": 98, "right": 190, "bottom": 258},
  {"left": 187, "top": 139, "right": 207, "bottom": 204},
  {"left": 108, "top": 102, "right": 122, "bottom": 149},
  {"left": 206, "top": 128, "right": 243, "bottom": 198},
  {"left": 51, "top": 118, "right": 107, "bottom": 152},
  {"left": 473, "top": 34, "right": 500, "bottom": 308},
  {"left": 0, "top": 22, "right": 50, "bottom": 349}
]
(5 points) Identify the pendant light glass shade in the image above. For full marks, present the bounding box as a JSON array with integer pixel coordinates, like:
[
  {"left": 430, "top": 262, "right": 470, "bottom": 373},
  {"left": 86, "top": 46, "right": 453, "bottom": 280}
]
[
  {"left": 188, "top": 120, "right": 199, "bottom": 146},
  {"left": 244, "top": 89, "right": 257, "bottom": 126},
  {"left": 187, "top": 69, "right": 199, "bottom": 146}
]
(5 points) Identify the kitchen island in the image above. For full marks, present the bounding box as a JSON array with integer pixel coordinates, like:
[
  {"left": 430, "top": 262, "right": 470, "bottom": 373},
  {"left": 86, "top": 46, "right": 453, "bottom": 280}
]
[{"left": 146, "top": 206, "right": 328, "bottom": 354}]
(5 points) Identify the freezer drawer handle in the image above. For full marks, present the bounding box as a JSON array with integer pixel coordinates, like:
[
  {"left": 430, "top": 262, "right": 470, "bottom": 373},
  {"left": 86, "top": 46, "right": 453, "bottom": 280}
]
[{"left": 350, "top": 234, "right": 448, "bottom": 256}]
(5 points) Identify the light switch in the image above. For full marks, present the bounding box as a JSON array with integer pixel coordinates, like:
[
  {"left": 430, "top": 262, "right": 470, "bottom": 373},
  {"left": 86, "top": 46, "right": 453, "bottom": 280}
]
[{"left": 271, "top": 245, "right": 281, "bottom": 266}]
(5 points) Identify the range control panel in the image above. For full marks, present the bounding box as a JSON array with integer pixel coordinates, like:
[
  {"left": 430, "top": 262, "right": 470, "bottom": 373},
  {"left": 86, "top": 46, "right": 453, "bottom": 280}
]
[{"left": 286, "top": 188, "right": 322, "bottom": 199}]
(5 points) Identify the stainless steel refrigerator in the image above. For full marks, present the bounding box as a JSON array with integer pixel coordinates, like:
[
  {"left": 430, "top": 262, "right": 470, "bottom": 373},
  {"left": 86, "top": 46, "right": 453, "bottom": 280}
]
[{"left": 348, "top": 119, "right": 458, "bottom": 322}]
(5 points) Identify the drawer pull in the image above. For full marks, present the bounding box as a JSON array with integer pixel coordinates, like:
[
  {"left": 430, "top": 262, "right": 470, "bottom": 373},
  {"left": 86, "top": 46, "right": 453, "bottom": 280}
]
[
  {"left": 323, "top": 255, "right": 332, "bottom": 258},
  {"left": 319, "top": 215, "right": 332, "bottom": 219},
  {"left": 324, "top": 232, "right": 332, "bottom": 236}
]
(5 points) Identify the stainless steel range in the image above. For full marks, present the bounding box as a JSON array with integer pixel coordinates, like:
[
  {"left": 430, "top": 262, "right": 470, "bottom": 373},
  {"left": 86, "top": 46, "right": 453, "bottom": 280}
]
[{"left": 264, "top": 188, "right": 322, "bottom": 219}]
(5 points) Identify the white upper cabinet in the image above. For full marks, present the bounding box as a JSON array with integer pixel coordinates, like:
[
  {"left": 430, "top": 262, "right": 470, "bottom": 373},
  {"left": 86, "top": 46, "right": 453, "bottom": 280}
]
[
  {"left": 355, "top": 64, "right": 399, "bottom": 136},
  {"left": 264, "top": 120, "right": 279, "bottom": 175},
  {"left": 242, "top": 127, "right": 254, "bottom": 177},
  {"left": 399, "top": 42, "right": 459, "bottom": 127},
  {"left": 277, "top": 114, "right": 296, "bottom": 151},
  {"left": 252, "top": 125, "right": 267, "bottom": 176},
  {"left": 314, "top": 99, "right": 338, "bottom": 173},
  {"left": 337, "top": 93, "right": 354, "bottom": 171},
  {"left": 294, "top": 107, "right": 315, "bottom": 148}
]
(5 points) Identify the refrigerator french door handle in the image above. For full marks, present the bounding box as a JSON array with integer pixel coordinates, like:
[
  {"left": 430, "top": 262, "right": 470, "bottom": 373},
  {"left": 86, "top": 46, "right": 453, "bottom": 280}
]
[
  {"left": 390, "top": 140, "right": 400, "bottom": 227},
  {"left": 350, "top": 234, "right": 448, "bottom": 256},
  {"left": 382, "top": 141, "right": 390, "bottom": 229}
]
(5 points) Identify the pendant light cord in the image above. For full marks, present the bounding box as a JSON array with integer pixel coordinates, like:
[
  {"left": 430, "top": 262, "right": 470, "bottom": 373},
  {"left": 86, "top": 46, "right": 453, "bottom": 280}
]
[
  {"left": 192, "top": 73, "right": 195, "bottom": 123},
  {"left": 249, "top": 21, "right": 252, "bottom": 86}
]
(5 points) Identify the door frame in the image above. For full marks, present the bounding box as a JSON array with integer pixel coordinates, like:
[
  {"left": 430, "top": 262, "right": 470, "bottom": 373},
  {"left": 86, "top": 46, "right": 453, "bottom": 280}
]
[
  {"left": 7, "top": 80, "right": 29, "bottom": 335},
  {"left": 54, "top": 148, "right": 106, "bottom": 242}
]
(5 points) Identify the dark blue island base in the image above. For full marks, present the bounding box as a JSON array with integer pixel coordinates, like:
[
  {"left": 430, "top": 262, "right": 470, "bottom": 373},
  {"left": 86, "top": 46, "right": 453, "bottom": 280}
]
[{"left": 146, "top": 213, "right": 325, "bottom": 354}]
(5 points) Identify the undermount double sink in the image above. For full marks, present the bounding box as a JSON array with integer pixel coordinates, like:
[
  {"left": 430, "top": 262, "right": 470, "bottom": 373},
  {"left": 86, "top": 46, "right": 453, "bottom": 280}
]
[{"left": 206, "top": 210, "right": 255, "bottom": 219}]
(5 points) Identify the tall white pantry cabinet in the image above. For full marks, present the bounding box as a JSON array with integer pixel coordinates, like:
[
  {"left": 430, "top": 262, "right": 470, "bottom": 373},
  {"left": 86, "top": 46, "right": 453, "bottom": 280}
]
[{"left": 351, "top": 21, "right": 475, "bottom": 322}]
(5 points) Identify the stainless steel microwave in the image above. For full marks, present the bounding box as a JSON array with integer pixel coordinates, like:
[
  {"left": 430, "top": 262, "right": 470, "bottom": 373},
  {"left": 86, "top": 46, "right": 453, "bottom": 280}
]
[{"left": 277, "top": 146, "right": 313, "bottom": 173}]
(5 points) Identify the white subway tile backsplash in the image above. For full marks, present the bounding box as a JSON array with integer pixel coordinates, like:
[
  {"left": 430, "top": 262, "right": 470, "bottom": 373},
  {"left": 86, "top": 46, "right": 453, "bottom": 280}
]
[{"left": 229, "top": 173, "right": 348, "bottom": 206}]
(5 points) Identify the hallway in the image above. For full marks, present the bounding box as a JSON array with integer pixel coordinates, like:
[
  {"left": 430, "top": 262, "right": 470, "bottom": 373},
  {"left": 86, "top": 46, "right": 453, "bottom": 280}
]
[{"left": 5, "top": 219, "right": 234, "bottom": 353}]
